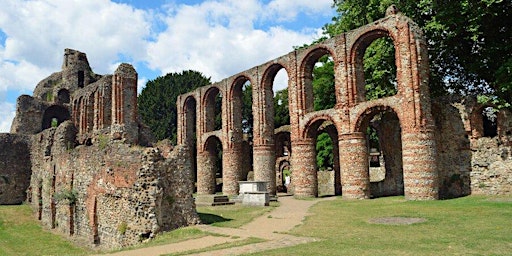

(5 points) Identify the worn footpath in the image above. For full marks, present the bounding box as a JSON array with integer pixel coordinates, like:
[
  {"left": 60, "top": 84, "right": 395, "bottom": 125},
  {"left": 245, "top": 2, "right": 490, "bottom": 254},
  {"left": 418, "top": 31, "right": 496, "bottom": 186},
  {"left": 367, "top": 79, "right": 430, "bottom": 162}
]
[{"left": 104, "top": 195, "right": 334, "bottom": 256}]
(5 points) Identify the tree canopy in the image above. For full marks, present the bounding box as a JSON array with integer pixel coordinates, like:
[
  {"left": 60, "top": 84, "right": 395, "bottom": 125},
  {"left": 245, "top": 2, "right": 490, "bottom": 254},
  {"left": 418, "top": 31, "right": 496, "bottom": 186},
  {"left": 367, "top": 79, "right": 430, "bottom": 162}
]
[
  {"left": 324, "top": 0, "right": 512, "bottom": 105},
  {"left": 138, "top": 70, "right": 211, "bottom": 143}
]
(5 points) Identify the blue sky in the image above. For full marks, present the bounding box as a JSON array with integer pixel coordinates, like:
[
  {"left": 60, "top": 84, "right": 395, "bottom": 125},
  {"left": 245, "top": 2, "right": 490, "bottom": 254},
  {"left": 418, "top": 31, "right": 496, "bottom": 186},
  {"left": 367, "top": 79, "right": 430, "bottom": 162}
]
[{"left": 0, "top": 0, "right": 335, "bottom": 132}]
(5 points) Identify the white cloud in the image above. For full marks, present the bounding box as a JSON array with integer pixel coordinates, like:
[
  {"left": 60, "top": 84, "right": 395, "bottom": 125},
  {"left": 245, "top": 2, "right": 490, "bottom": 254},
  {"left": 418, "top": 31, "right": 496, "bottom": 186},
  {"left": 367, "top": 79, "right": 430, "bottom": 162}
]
[
  {"left": 0, "top": 0, "right": 150, "bottom": 90},
  {"left": 147, "top": 0, "right": 326, "bottom": 82},
  {"left": 0, "top": 100, "right": 15, "bottom": 133},
  {"left": 265, "top": 0, "right": 334, "bottom": 22},
  {"left": 0, "top": 0, "right": 334, "bottom": 132}
]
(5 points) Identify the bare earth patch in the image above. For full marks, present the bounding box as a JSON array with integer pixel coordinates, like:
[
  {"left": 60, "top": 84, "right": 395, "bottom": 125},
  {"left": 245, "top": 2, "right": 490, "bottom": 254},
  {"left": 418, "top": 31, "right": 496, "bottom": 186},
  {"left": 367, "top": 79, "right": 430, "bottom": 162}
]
[{"left": 368, "top": 217, "right": 427, "bottom": 225}]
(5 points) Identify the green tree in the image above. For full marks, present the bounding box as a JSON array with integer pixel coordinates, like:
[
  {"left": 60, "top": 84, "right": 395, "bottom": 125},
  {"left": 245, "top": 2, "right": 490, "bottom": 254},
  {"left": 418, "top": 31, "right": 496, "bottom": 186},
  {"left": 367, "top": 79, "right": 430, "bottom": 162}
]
[
  {"left": 316, "top": 132, "right": 334, "bottom": 171},
  {"left": 138, "top": 70, "right": 211, "bottom": 143},
  {"left": 242, "top": 83, "right": 253, "bottom": 134},
  {"left": 325, "top": 0, "right": 512, "bottom": 105},
  {"left": 274, "top": 88, "right": 290, "bottom": 128},
  {"left": 313, "top": 55, "right": 337, "bottom": 110}
]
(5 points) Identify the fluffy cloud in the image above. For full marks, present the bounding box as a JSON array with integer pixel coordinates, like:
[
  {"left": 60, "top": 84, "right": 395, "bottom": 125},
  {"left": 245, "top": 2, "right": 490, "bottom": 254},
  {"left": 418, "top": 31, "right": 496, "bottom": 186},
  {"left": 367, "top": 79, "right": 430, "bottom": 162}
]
[
  {"left": 147, "top": 0, "right": 331, "bottom": 82},
  {"left": 0, "top": 99, "right": 15, "bottom": 133},
  {"left": 0, "top": 0, "right": 334, "bottom": 131},
  {"left": 0, "top": 0, "right": 150, "bottom": 89}
]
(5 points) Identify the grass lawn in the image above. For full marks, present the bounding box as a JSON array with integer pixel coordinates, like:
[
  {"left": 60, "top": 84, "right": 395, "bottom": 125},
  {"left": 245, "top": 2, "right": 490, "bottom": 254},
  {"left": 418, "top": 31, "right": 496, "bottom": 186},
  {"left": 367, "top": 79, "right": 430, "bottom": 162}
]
[
  {"left": 0, "top": 202, "right": 276, "bottom": 255},
  {"left": 196, "top": 202, "right": 278, "bottom": 228},
  {"left": 1, "top": 196, "right": 511, "bottom": 255},
  {"left": 248, "top": 195, "right": 512, "bottom": 255},
  {"left": 0, "top": 205, "right": 90, "bottom": 256}
]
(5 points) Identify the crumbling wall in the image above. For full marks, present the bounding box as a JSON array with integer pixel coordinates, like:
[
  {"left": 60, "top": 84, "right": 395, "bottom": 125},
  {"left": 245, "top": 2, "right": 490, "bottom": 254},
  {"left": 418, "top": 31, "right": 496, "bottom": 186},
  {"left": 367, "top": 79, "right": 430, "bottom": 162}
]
[
  {"left": 28, "top": 121, "right": 199, "bottom": 250},
  {"left": 433, "top": 97, "right": 512, "bottom": 198},
  {"left": 0, "top": 134, "right": 31, "bottom": 204}
]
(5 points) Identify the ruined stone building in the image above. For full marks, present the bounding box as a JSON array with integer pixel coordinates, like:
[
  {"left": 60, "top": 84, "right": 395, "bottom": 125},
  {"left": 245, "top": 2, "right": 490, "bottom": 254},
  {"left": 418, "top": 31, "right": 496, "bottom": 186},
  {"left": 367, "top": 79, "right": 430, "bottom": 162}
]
[
  {"left": 177, "top": 6, "right": 512, "bottom": 200},
  {"left": 0, "top": 5, "right": 511, "bottom": 250},
  {"left": 0, "top": 49, "right": 199, "bottom": 249}
]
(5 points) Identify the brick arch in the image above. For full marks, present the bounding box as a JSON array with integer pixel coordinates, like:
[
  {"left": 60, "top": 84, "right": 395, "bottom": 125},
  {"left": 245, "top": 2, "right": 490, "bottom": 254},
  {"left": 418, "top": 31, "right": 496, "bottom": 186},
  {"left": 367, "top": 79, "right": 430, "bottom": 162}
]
[
  {"left": 202, "top": 86, "right": 223, "bottom": 132},
  {"left": 298, "top": 46, "right": 337, "bottom": 113},
  {"left": 202, "top": 134, "right": 224, "bottom": 193},
  {"left": 229, "top": 75, "right": 252, "bottom": 100},
  {"left": 261, "top": 63, "right": 289, "bottom": 91},
  {"left": 349, "top": 28, "right": 398, "bottom": 104},
  {"left": 353, "top": 104, "right": 401, "bottom": 133},
  {"left": 302, "top": 113, "right": 340, "bottom": 140},
  {"left": 229, "top": 75, "right": 253, "bottom": 138},
  {"left": 182, "top": 95, "right": 197, "bottom": 145},
  {"left": 202, "top": 134, "right": 223, "bottom": 154}
]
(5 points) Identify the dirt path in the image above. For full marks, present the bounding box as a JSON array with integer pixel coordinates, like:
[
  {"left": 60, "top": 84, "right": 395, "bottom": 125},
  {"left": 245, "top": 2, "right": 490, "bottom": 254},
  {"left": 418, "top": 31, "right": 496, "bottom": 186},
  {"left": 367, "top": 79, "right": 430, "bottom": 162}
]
[{"left": 104, "top": 195, "right": 333, "bottom": 256}]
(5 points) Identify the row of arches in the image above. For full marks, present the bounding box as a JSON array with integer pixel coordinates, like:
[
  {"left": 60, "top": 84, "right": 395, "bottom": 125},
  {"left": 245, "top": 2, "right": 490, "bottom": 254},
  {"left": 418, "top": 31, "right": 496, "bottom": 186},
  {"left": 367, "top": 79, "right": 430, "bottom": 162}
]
[
  {"left": 71, "top": 85, "right": 112, "bottom": 135},
  {"left": 178, "top": 10, "right": 438, "bottom": 199}
]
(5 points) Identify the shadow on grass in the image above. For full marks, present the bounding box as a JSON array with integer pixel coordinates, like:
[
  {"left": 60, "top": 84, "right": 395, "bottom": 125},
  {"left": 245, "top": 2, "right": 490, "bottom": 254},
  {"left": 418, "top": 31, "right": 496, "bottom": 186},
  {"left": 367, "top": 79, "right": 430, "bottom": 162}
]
[{"left": 198, "top": 213, "right": 232, "bottom": 225}]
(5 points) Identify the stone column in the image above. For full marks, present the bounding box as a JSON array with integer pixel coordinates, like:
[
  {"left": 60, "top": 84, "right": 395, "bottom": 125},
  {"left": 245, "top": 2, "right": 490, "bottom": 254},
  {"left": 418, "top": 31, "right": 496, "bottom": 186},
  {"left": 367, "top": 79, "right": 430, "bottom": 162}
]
[
  {"left": 402, "top": 129, "right": 439, "bottom": 200},
  {"left": 339, "top": 132, "right": 370, "bottom": 199},
  {"left": 196, "top": 151, "right": 215, "bottom": 195},
  {"left": 222, "top": 146, "right": 241, "bottom": 195},
  {"left": 253, "top": 145, "right": 276, "bottom": 195},
  {"left": 291, "top": 139, "right": 318, "bottom": 197}
]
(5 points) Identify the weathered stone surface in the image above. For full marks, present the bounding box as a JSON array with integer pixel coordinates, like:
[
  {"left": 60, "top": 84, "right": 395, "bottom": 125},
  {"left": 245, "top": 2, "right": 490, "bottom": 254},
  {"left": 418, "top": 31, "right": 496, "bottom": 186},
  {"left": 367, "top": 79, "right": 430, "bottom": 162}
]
[
  {"left": 0, "top": 134, "right": 31, "bottom": 204},
  {"left": 176, "top": 7, "right": 511, "bottom": 200},
  {"left": 27, "top": 125, "right": 199, "bottom": 249},
  {"left": 0, "top": 49, "right": 200, "bottom": 250}
]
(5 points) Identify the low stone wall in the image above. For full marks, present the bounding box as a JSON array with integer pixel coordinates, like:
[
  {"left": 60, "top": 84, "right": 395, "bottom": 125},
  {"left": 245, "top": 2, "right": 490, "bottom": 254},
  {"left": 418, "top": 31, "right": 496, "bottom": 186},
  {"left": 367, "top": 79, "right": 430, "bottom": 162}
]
[
  {"left": 470, "top": 138, "right": 512, "bottom": 195},
  {"left": 318, "top": 171, "right": 334, "bottom": 196},
  {"left": 28, "top": 121, "right": 199, "bottom": 249},
  {"left": 0, "top": 133, "right": 31, "bottom": 204}
]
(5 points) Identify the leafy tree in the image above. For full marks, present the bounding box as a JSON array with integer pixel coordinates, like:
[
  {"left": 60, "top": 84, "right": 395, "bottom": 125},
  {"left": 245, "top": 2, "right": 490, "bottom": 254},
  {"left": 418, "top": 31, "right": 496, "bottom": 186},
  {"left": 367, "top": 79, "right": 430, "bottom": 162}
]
[
  {"left": 242, "top": 83, "right": 253, "bottom": 134},
  {"left": 316, "top": 132, "right": 334, "bottom": 171},
  {"left": 138, "top": 70, "right": 211, "bottom": 143},
  {"left": 325, "top": 0, "right": 512, "bottom": 105},
  {"left": 274, "top": 88, "right": 290, "bottom": 128},
  {"left": 313, "top": 55, "right": 337, "bottom": 110}
]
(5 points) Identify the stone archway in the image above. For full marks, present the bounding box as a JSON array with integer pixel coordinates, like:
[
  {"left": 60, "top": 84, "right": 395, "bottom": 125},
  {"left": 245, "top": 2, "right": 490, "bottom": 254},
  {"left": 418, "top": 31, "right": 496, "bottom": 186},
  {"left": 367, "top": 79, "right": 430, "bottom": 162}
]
[
  {"left": 177, "top": 7, "right": 439, "bottom": 200},
  {"left": 355, "top": 106, "right": 404, "bottom": 198},
  {"left": 42, "top": 105, "right": 71, "bottom": 130},
  {"left": 197, "top": 136, "right": 223, "bottom": 194}
]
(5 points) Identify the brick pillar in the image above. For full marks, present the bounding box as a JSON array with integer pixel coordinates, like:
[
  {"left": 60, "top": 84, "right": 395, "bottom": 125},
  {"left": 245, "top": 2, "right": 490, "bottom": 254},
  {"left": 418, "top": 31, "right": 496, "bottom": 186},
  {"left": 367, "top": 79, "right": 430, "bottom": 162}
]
[
  {"left": 291, "top": 139, "right": 318, "bottom": 197},
  {"left": 111, "top": 63, "right": 138, "bottom": 144},
  {"left": 196, "top": 151, "right": 215, "bottom": 195},
  {"left": 402, "top": 129, "right": 439, "bottom": 200},
  {"left": 253, "top": 145, "right": 276, "bottom": 195},
  {"left": 222, "top": 146, "right": 241, "bottom": 195},
  {"left": 339, "top": 132, "right": 370, "bottom": 199}
]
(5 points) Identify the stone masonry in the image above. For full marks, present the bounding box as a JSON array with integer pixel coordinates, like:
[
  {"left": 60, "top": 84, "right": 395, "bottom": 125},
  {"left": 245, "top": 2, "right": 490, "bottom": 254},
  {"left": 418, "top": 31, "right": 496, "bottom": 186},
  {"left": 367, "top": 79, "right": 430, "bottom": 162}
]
[
  {"left": 177, "top": 6, "right": 512, "bottom": 200},
  {"left": 0, "top": 49, "right": 199, "bottom": 249},
  {"left": 178, "top": 6, "right": 438, "bottom": 200}
]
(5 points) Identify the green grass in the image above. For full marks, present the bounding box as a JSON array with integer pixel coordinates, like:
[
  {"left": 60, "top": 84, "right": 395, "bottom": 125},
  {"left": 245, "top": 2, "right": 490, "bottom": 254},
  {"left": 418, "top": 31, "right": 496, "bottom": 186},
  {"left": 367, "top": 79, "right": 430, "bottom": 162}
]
[
  {"left": 197, "top": 202, "right": 278, "bottom": 228},
  {"left": 3, "top": 196, "right": 511, "bottom": 255},
  {"left": 0, "top": 205, "right": 90, "bottom": 256},
  {"left": 247, "top": 196, "right": 512, "bottom": 255}
]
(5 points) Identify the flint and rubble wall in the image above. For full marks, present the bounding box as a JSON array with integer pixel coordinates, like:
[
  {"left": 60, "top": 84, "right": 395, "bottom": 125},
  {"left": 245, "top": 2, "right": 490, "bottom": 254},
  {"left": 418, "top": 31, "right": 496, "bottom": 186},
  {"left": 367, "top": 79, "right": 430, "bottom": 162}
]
[
  {"left": 0, "top": 133, "right": 31, "bottom": 204},
  {"left": 28, "top": 121, "right": 199, "bottom": 249}
]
